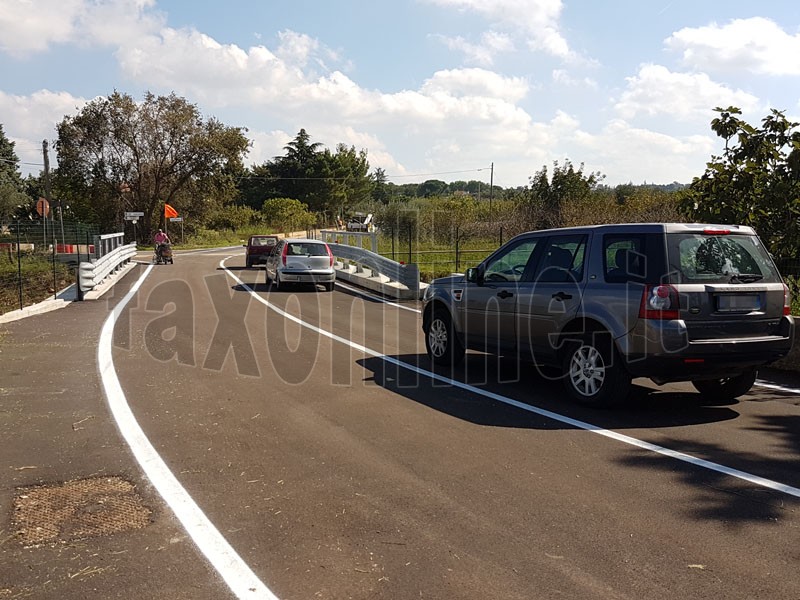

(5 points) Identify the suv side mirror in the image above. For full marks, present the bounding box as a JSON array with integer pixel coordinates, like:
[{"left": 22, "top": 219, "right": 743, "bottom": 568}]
[{"left": 465, "top": 265, "right": 484, "bottom": 286}]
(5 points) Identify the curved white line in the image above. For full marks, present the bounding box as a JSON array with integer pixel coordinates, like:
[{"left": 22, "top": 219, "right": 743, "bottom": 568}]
[
  {"left": 97, "top": 264, "right": 278, "bottom": 600},
  {"left": 224, "top": 259, "right": 800, "bottom": 500}
]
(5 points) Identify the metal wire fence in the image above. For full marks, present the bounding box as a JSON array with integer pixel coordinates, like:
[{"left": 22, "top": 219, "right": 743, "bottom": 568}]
[
  {"left": 0, "top": 220, "right": 99, "bottom": 314},
  {"left": 775, "top": 258, "right": 800, "bottom": 277}
]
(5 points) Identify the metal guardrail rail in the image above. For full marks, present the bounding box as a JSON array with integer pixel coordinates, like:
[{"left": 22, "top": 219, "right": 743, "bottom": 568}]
[
  {"left": 320, "top": 230, "right": 420, "bottom": 298},
  {"left": 79, "top": 241, "right": 137, "bottom": 292}
]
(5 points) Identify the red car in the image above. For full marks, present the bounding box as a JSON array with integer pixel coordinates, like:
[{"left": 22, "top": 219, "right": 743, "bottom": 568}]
[{"left": 244, "top": 235, "right": 279, "bottom": 268}]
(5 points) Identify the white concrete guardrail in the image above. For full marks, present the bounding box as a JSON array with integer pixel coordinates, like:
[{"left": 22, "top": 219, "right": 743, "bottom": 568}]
[
  {"left": 79, "top": 242, "right": 138, "bottom": 292},
  {"left": 320, "top": 230, "right": 423, "bottom": 299}
]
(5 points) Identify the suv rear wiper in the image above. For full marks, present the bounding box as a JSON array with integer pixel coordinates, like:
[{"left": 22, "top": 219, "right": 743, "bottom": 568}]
[{"left": 729, "top": 273, "right": 764, "bottom": 283}]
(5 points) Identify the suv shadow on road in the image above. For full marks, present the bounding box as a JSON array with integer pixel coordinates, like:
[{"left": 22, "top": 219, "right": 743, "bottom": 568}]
[
  {"left": 357, "top": 352, "right": 800, "bottom": 524},
  {"left": 356, "top": 352, "right": 741, "bottom": 431}
]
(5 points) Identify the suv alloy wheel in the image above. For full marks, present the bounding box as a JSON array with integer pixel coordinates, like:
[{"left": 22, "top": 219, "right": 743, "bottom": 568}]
[
  {"left": 562, "top": 334, "right": 631, "bottom": 407},
  {"left": 426, "top": 309, "right": 465, "bottom": 367}
]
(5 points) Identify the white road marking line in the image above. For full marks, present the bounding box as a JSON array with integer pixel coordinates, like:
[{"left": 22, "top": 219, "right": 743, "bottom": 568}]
[
  {"left": 98, "top": 264, "right": 279, "bottom": 600},
  {"left": 333, "top": 280, "right": 422, "bottom": 313},
  {"left": 755, "top": 380, "right": 800, "bottom": 395},
  {"left": 224, "top": 259, "right": 800, "bottom": 500}
]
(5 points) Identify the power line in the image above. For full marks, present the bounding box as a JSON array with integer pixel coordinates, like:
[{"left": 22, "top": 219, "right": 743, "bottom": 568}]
[
  {"left": 237, "top": 167, "right": 491, "bottom": 182},
  {"left": 385, "top": 168, "right": 491, "bottom": 179},
  {"left": 0, "top": 156, "right": 44, "bottom": 167}
]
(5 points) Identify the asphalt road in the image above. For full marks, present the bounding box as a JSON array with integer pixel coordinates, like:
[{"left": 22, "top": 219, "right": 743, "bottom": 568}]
[{"left": 2, "top": 248, "right": 799, "bottom": 599}]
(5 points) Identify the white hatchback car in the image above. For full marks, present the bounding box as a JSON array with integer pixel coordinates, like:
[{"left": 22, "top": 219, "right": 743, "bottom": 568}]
[{"left": 265, "top": 238, "right": 336, "bottom": 291}]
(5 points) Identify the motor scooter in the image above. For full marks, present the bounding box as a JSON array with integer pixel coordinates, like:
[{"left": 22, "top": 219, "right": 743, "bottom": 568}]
[{"left": 153, "top": 242, "right": 174, "bottom": 264}]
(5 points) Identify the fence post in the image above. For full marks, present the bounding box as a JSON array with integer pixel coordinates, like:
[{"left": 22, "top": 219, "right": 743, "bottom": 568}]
[
  {"left": 407, "top": 227, "right": 412, "bottom": 265},
  {"left": 52, "top": 242, "right": 57, "bottom": 300},
  {"left": 455, "top": 227, "right": 460, "bottom": 273},
  {"left": 16, "top": 221, "right": 22, "bottom": 311},
  {"left": 391, "top": 227, "right": 395, "bottom": 262},
  {"left": 499, "top": 226, "right": 503, "bottom": 247}
]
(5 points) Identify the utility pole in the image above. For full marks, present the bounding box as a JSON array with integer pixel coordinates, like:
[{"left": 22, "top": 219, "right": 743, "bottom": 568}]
[
  {"left": 489, "top": 162, "right": 494, "bottom": 215},
  {"left": 41, "top": 140, "right": 51, "bottom": 248},
  {"left": 43, "top": 140, "right": 66, "bottom": 247},
  {"left": 42, "top": 140, "right": 52, "bottom": 210}
]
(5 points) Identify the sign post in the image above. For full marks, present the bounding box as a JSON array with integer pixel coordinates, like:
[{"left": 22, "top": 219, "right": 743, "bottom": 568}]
[
  {"left": 124, "top": 212, "right": 144, "bottom": 244},
  {"left": 170, "top": 216, "right": 184, "bottom": 244}
]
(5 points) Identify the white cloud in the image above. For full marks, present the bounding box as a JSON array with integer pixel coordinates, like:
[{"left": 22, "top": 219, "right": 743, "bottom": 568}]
[
  {"left": 435, "top": 30, "right": 514, "bottom": 66},
  {"left": 615, "top": 64, "right": 761, "bottom": 121},
  {"left": 666, "top": 17, "right": 800, "bottom": 76},
  {"left": 0, "top": 0, "right": 163, "bottom": 56},
  {"left": 0, "top": 89, "right": 89, "bottom": 174},
  {"left": 245, "top": 129, "right": 292, "bottom": 167},
  {"left": 421, "top": 68, "right": 528, "bottom": 101},
  {"left": 552, "top": 69, "right": 597, "bottom": 89},
  {"left": 571, "top": 119, "right": 716, "bottom": 185},
  {"left": 115, "top": 24, "right": 532, "bottom": 133},
  {"left": 117, "top": 27, "right": 301, "bottom": 107},
  {"left": 426, "top": 0, "right": 576, "bottom": 60}
]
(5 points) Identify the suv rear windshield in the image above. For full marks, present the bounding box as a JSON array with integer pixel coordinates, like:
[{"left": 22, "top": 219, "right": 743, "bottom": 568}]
[{"left": 667, "top": 233, "right": 781, "bottom": 284}]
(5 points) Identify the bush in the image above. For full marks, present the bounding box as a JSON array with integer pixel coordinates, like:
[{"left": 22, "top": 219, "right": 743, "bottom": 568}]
[{"left": 787, "top": 276, "right": 800, "bottom": 316}]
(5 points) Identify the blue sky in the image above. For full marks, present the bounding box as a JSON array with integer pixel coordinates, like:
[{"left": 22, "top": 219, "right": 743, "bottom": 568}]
[{"left": 1, "top": 0, "right": 798, "bottom": 188}]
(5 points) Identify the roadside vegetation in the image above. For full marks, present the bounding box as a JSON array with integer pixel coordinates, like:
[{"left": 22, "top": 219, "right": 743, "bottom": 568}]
[
  {"left": 0, "top": 251, "right": 72, "bottom": 314},
  {"left": 1, "top": 93, "right": 798, "bottom": 315}
]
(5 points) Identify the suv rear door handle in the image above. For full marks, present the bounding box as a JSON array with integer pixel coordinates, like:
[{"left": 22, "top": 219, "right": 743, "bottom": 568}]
[
  {"left": 497, "top": 290, "right": 514, "bottom": 299},
  {"left": 552, "top": 292, "right": 573, "bottom": 301}
]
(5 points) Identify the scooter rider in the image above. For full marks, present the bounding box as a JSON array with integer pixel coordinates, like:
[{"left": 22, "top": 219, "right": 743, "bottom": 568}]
[{"left": 154, "top": 229, "right": 171, "bottom": 259}]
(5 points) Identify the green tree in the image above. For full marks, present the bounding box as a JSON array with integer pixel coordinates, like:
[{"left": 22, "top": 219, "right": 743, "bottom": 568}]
[
  {"left": 237, "top": 163, "right": 278, "bottom": 211},
  {"left": 324, "top": 143, "right": 372, "bottom": 217},
  {"left": 417, "top": 179, "right": 448, "bottom": 197},
  {"left": 54, "top": 91, "right": 250, "bottom": 236},
  {"left": 519, "top": 160, "right": 605, "bottom": 229},
  {"left": 268, "top": 129, "right": 330, "bottom": 214},
  {"left": 245, "top": 130, "right": 374, "bottom": 225},
  {"left": 206, "top": 205, "right": 261, "bottom": 231},
  {"left": 262, "top": 197, "right": 316, "bottom": 234},
  {"left": 681, "top": 106, "right": 800, "bottom": 258},
  {"left": 372, "top": 167, "right": 390, "bottom": 204},
  {"left": 0, "top": 124, "right": 29, "bottom": 221}
]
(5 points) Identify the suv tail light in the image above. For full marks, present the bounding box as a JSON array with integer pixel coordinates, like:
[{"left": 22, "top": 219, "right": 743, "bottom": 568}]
[
  {"left": 281, "top": 243, "right": 288, "bottom": 266},
  {"left": 325, "top": 243, "right": 334, "bottom": 267},
  {"left": 702, "top": 228, "right": 731, "bottom": 235},
  {"left": 639, "top": 285, "right": 680, "bottom": 320},
  {"left": 783, "top": 283, "right": 792, "bottom": 316}
]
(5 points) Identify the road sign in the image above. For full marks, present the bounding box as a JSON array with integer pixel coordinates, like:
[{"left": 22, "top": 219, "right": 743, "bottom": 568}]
[
  {"left": 36, "top": 198, "right": 50, "bottom": 217},
  {"left": 124, "top": 211, "right": 144, "bottom": 219},
  {"left": 169, "top": 217, "right": 183, "bottom": 222}
]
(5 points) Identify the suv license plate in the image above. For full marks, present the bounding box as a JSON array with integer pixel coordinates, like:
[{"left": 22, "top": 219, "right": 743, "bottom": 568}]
[{"left": 716, "top": 294, "right": 760, "bottom": 312}]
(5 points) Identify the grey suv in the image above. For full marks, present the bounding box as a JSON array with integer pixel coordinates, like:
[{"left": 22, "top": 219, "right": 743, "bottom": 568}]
[{"left": 421, "top": 223, "right": 795, "bottom": 407}]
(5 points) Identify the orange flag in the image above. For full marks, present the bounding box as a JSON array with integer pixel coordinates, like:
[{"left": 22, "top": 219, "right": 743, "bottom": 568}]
[{"left": 164, "top": 204, "right": 178, "bottom": 219}]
